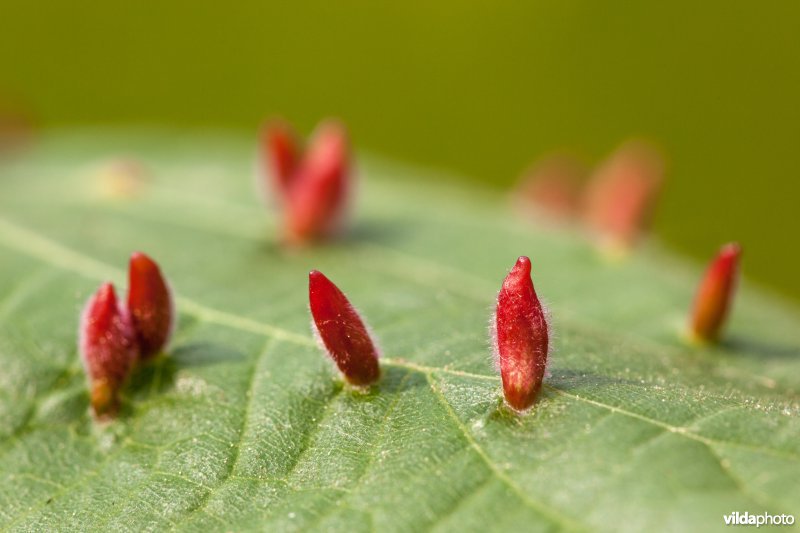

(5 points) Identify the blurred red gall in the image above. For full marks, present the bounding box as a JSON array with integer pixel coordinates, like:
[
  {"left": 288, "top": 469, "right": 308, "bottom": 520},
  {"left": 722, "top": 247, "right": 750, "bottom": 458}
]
[
  {"left": 689, "top": 243, "right": 741, "bottom": 342},
  {"left": 258, "top": 119, "right": 351, "bottom": 245},
  {"left": 79, "top": 282, "right": 139, "bottom": 419},
  {"left": 127, "top": 252, "right": 174, "bottom": 360},
  {"left": 261, "top": 119, "right": 301, "bottom": 199},
  {"left": 284, "top": 121, "right": 350, "bottom": 244},
  {"left": 583, "top": 141, "right": 664, "bottom": 249}
]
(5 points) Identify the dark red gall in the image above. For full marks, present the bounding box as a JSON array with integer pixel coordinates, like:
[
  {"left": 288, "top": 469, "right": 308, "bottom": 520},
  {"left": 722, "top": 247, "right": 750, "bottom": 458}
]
[
  {"left": 127, "top": 252, "right": 173, "bottom": 359},
  {"left": 308, "top": 270, "right": 380, "bottom": 386}
]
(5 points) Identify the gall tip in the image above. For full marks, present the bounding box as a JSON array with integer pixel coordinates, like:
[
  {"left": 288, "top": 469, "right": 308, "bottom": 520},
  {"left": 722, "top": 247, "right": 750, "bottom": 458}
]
[
  {"left": 515, "top": 256, "right": 532, "bottom": 271},
  {"left": 79, "top": 282, "right": 120, "bottom": 342},
  {"left": 129, "top": 251, "right": 157, "bottom": 273},
  {"left": 501, "top": 256, "right": 532, "bottom": 292},
  {"left": 308, "top": 270, "right": 334, "bottom": 292},
  {"left": 96, "top": 281, "right": 117, "bottom": 302},
  {"left": 312, "top": 119, "right": 348, "bottom": 146},
  {"left": 719, "top": 242, "right": 742, "bottom": 261}
]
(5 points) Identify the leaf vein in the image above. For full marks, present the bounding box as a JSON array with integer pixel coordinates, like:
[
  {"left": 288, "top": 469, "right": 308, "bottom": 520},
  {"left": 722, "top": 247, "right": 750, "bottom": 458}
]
[{"left": 425, "top": 372, "right": 584, "bottom": 531}]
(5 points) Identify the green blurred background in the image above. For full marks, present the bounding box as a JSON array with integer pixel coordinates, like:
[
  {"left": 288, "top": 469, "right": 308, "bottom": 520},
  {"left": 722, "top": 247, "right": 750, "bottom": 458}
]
[{"left": 1, "top": 1, "right": 798, "bottom": 300}]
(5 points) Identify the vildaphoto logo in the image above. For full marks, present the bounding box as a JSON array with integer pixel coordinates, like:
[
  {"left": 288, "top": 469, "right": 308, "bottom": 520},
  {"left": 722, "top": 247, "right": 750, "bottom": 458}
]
[{"left": 723, "top": 512, "right": 795, "bottom": 527}]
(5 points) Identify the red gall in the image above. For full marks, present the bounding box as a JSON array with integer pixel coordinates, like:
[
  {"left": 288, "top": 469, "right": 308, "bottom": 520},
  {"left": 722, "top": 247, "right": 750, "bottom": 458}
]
[
  {"left": 308, "top": 270, "right": 380, "bottom": 386},
  {"left": 284, "top": 122, "right": 350, "bottom": 244},
  {"left": 128, "top": 252, "right": 174, "bottom": 360},
  {"left": 260, "top": 120, "right": 301, "bottom": 200},
  {"left": 79, "top": 283, "right": 139, "bottom": 418},
  {"left": 689, "top": 243, "right": 741, "bottom": 343},
  {"left": 493, "top": 256, "right": 549, "bottom": 412},
  {"left": 583, "top": 141, "right": 664, "bottom": 251}
]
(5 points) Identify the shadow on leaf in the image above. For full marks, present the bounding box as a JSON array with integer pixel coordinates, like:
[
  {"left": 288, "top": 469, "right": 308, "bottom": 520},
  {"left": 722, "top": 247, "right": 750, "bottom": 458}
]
[
  {"left": 547, "top": 368, "right": 641, "bottom": 390},
  {"left": 170, "top": 342, "right": 249, "bottom": 367},
  {"left": 250, "top": 217, "right": 415, "bottom": 256},
  {"left": 126, "top": 342, "right": 247, "bottom": 404},
  {"left": 719, "top": 335, "right": 800, "bottom": 360}
]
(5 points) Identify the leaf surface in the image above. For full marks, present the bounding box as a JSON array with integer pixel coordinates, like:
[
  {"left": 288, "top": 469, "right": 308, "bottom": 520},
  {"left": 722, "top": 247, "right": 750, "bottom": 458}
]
[{"left": 0, "top": 132, "right": 799, "bottom": 532}]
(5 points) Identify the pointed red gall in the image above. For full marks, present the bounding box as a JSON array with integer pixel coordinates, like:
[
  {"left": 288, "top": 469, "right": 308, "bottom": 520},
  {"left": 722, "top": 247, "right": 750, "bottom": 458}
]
[
  {"left": 260, "top": 120, "right": 301, "bottom": 199},
  {"left": 285, "top": 121, "right": 350, "bottom": 244},
  {"left": 79, "top": 282, "right": 138, "bottom": 418},
  {"left": 127, "top": 252, "right": 174, "bottom": 360},
  {"left": 494, "top": 256, "right": 549, "bottom": 412},
  {"left": 689, "top": 243, "right": 741, "bottom": 343},
  {"left": 583, "top": 141, "right": 664, "bottom": 249},
  {"left": 308, "top": 270, "right": 380, "bottom": 386}
]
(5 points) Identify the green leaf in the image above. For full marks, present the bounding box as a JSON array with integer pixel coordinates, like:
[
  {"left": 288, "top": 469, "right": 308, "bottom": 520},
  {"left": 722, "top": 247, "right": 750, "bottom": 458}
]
[{"left": 0, "top": 131, "right": 798, "bottom": 532}]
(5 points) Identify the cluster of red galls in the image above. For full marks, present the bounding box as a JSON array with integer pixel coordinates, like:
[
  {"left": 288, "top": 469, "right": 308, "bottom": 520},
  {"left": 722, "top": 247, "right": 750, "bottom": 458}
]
[
  {"left": 80, "top": 253, "right": 173, "bottom": 418},
  {"left": 79, "top": 120, "right": 741, "bottom": 418}
]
